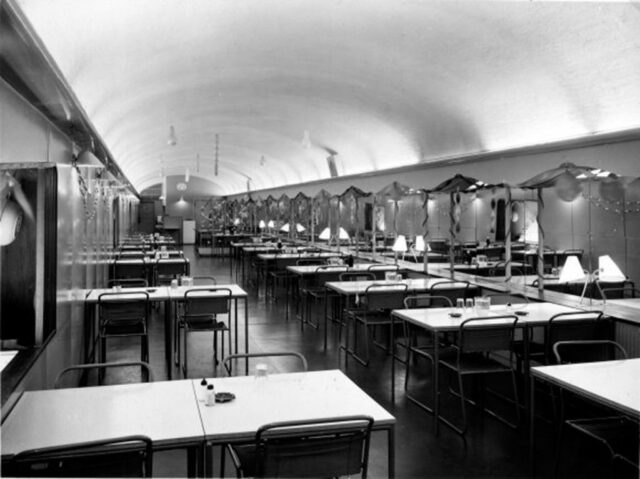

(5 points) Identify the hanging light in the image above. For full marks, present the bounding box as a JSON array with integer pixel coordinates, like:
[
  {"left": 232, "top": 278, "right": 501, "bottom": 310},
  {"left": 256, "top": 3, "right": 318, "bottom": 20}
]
[
  {"left": 167, "top": 125, "right": 177, "bottom": 146},
  {"left": 214, "top": 133, "right": 219, "bottom": 176},
  {"left": 302, "top": 130, "right": 312, "bottom": 149}
]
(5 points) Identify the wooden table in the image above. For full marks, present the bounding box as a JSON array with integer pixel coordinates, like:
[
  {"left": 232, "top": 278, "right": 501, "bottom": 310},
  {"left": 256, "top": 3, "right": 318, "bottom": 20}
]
[
  {"left": 0, "top": 380, "right": 205, "bottom": 475},
  {"left": 529, "top": 358, "right": 640, "bottom": 474},
  {"left": 391, "top": 302, "right": 589, "bottom": 433},
  {"left": 195, "top": 369, "right": 396, "bottom": 478}
]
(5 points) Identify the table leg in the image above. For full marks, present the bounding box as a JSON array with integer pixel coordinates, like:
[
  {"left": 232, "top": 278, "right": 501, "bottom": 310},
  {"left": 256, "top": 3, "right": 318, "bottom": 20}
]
[
  {"left": 324, "top": 288, "right": 329, "bottom": 350},
  {"left": 391, "top": 313, "right": 396, "bottom": 403},
  {"left": 434, "top": 336, "right": 440, "bottom": 435},
  {"left": 234, "top": 298, "right": 239, "bottom": 355},
  {"left": 388, "top": 424, "right": 396, "bottom": 479},
  {"left": 244, "top": 297, "right": 249, "bottom": 375},
  {"left": 165, "top": 298, "right": 173, "bottom": 380},
  {"left": 529, "top": 374, "right": 536, "bottom": 478}
]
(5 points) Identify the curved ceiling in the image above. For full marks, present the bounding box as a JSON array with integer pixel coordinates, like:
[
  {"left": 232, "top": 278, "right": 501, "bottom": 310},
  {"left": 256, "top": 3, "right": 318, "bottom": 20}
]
[{"left": 15, "top": 0, "right": 640, "bottom": 196}]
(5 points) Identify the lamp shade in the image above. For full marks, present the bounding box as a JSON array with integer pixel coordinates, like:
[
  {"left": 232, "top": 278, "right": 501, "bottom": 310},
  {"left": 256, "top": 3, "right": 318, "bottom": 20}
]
[
  {"left": 598, "top": 255, "right": 625, "bottom": 282},
  {"left": 338, "top": 227, "right": 350, "bottom": 240},
  {"left": 258, "top": 220, "right": 266, "bottom": 229},
  {"left": 318, "top": 227, "right": 331, "bottom": 240},
  {"left": 415, "top": 235, "right": 425, "bottom": 252},
  {"left": 392, "top": 235, "right": 408, "bottom": 253},
  {"left": 295, "top": 223, "right": 306, "bottom": 233},
  {"left": 233, "top": 218, "right": 240, "bottom": 226},
  {"left": 280, "top": 223, "right": 290, "bottom": 232},
  {"left": 559, "top": 256, "right": 586, "bottom": 283},
  {"left": 267, "top": 220, "right": 275, "bottom": 229}
]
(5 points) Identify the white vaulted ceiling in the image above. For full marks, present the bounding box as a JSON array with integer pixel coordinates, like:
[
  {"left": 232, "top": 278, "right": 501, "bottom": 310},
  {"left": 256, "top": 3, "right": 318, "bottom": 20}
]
[{"left": 15, "top": 0, "right": 640, "bottom": 196}]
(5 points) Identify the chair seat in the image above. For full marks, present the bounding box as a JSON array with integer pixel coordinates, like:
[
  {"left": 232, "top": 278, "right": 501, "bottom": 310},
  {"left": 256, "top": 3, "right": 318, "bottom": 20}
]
[
  {"left": 183, "top": 317, "right": 228, "bottom": 332},
  {"left": 440, "top": 352, "right": 512, "bottom": 375},
  {"left": 566, "top": 416, "right": 639, "bottom": 460},
  {"left": 102, "top": 321, "right": 146, "bottom": 336},
  {"left": 351, "top": 310, "right": 393, "bottom": 325}
]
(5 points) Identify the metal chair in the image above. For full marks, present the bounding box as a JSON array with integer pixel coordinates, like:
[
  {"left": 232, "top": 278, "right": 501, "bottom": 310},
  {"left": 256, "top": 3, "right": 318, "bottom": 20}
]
[
  {"left": 8, "top": 435, "right": 153, "bottom": 478},
  {"left": 344, "top": 283, "right": 408, "bottom": 366},
  {"left": 222, "top": 352, "right": 308, "bottom": 376},
  {"left": 98, "top": 292, "right": 150, "bottom": 364},
  {"left": 177, "top": 287, "right": 232, "bottom": 377},
  {"left": 225, "top": 416, "right": 374, "bottom": 478},
  {"left": 429, "top": 280, "right": 472, "bottom": 304},
  {"left": 154, "top": 258, "right": 187, "bottom": 286},
  {"left": 300, "top": 265, "right": 347, "bottom": 330},
  {"left": 402, "top": 295, "right": 454, "bottom": 413},
  {"left": 552, "top": 340, "right": 638, "bottom": 477},
  {"left": 54, "top": 361, "right": 154, "bottom": 388},
  {"left": 438, "top": 315, "right": 520, "bottom": 436},
  {"left": 111, "top": 260, "right": 147, "bottom": 283}
]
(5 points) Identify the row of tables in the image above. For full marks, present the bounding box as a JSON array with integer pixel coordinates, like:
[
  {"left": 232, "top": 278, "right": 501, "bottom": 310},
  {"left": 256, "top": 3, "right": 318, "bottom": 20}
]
[{"left": 1, "top": 370, "right": 396, "bottom": 477}]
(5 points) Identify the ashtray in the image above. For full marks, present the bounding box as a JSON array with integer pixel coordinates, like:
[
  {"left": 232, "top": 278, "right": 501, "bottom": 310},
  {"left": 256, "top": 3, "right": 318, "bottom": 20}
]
[
  {"left": 215, "top": 392, "right": 235, "bottom": 403},
  {"left": 515, "top": 311, "right": 529, "bottom": 316},
  {"left": 449, "top": 312, "right": 462, "bottom": 318},
  {"left": 146, "top": 288, "right": 156, "bottom": 293}
]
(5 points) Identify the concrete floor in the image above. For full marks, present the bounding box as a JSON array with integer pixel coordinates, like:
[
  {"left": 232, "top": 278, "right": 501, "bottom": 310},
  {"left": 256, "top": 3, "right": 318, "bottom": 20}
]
[{"left": 103, "top": 246, "right": 625, "bottom": 478}]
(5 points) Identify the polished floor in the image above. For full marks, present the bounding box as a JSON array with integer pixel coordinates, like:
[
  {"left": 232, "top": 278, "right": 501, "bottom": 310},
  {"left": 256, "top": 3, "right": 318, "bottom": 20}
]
[{"left": 104, "top": 246, "right": 622, "bottom": 478}]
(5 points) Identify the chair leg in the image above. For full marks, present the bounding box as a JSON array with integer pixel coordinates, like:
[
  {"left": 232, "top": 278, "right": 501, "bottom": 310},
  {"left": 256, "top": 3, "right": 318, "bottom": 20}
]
[
  {"left": 183, "top": 328, "right": 189, "bottom": 379},
  {"left": 457, "top": 372, "right": 468, "bottom": 435}
]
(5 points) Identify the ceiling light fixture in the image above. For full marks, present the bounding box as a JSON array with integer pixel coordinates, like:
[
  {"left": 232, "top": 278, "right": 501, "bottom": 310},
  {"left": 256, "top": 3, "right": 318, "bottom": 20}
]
[
  {"left": 167, "top": 125, "right": 177, "bottom": 146},
  {"left": 302, "top": 130, "right": 312, "bottom": 149},
  {"left": 214, "top": 133, "right": 219, "bottom": 176}
]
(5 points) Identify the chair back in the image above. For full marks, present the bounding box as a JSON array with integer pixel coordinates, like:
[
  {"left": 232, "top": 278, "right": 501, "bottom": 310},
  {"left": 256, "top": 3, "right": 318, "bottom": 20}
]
[
  {"left": 192, "top": 276, "right": 217, "bottom": 286},
  {"left": 458, "top": 316, "right": 518, "bottom": 354},
  {"left": 98, "top": 292, "right": 149, "bottom": 332},
  {"left": 598, "top": 282, "right": 638, "bottom": 301},
  {"left": 404, "top": 294, "right": 453, "bottom": 308},
  {"left": 340, "top": 272, "right": 375, "bottom": 282},
  {"left": 254, "top": 416, "right": 373, "bottom": 478},
  {"left": 364, "top": 283, "right": 408, "bottom": 311},
  {"left": 547, "top": 311, "right": 605, "bottom": 354},
  {"left": 430, "top": 280, "right": 470, "bottom": 302},
  {"left": 112, "top": 260, "right": 146, "bottom": 280},
  {"left": 484, "top": 292, "right": 529, "bottom": 305},
  {"left": 9, "top": 435, "right": 153, "bottom": 478},
  {"left": 108, "top": 278, "right": 148, "bottom": 288},
  {"left": 553, "top": 340, "right": 627, "bottom": 365},
  {"left": 155, "top": 259, "right": 187, "bottom": 285},
  {"left": 54, "top": 361, "right": 155, "bottom": 388},
  {"left": 184, "top": 288, "right": 232, "bottom": 317},
  {"left": 313, "top": 265, "right": 348, "bottom": 285},
  {"left": 222, "top": 352, "right": 308, "bottom": 376}
]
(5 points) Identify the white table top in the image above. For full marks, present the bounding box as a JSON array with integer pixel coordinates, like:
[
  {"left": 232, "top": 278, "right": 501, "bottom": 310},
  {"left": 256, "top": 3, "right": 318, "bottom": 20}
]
[
  {"left": 112, "top": 257, "right": 189, "bottom": 265},
  {"left": 532, "top": 358, "right": 640, "bottom": 417},
  {"left": 257, "top": 252, "right": 341, "bottom": 260},
  {"left": 168, "top": 283, "right": 248, "bottom": 299},
  {"left": 325, "top": 278, "right": 471, "bottom": 296},
  {"left": 606, "top": 297, "right": 640, "bottom": 309},
  {"left": 287, "top": 263, "right": 396, "bottom": 275},
  {"left": 194, "top": 369, "right": 395, "bottom": 443},
  {"left": 85, "top": 286, "right": 170, "bottom": 303},
  {"left": 1, "top": 380, "right": 204, "bottom": 458},
  {"left": 392, "top": 302, "right": 588, "bottom": 331}
]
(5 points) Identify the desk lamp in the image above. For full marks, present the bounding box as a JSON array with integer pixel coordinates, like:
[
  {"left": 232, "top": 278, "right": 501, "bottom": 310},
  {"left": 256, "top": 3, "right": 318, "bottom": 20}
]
[
  {"left": 319, "top": 227, "right": 331, "bottom": 245},
  {"left": 559, "top": 255, "right": 588, "bottom": 302},
  {"left": 258, "top": 220, "right": 266, "bottom": 237},
  {"left": 392, "top": 235, "right": 408, "bottom": 264}
]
